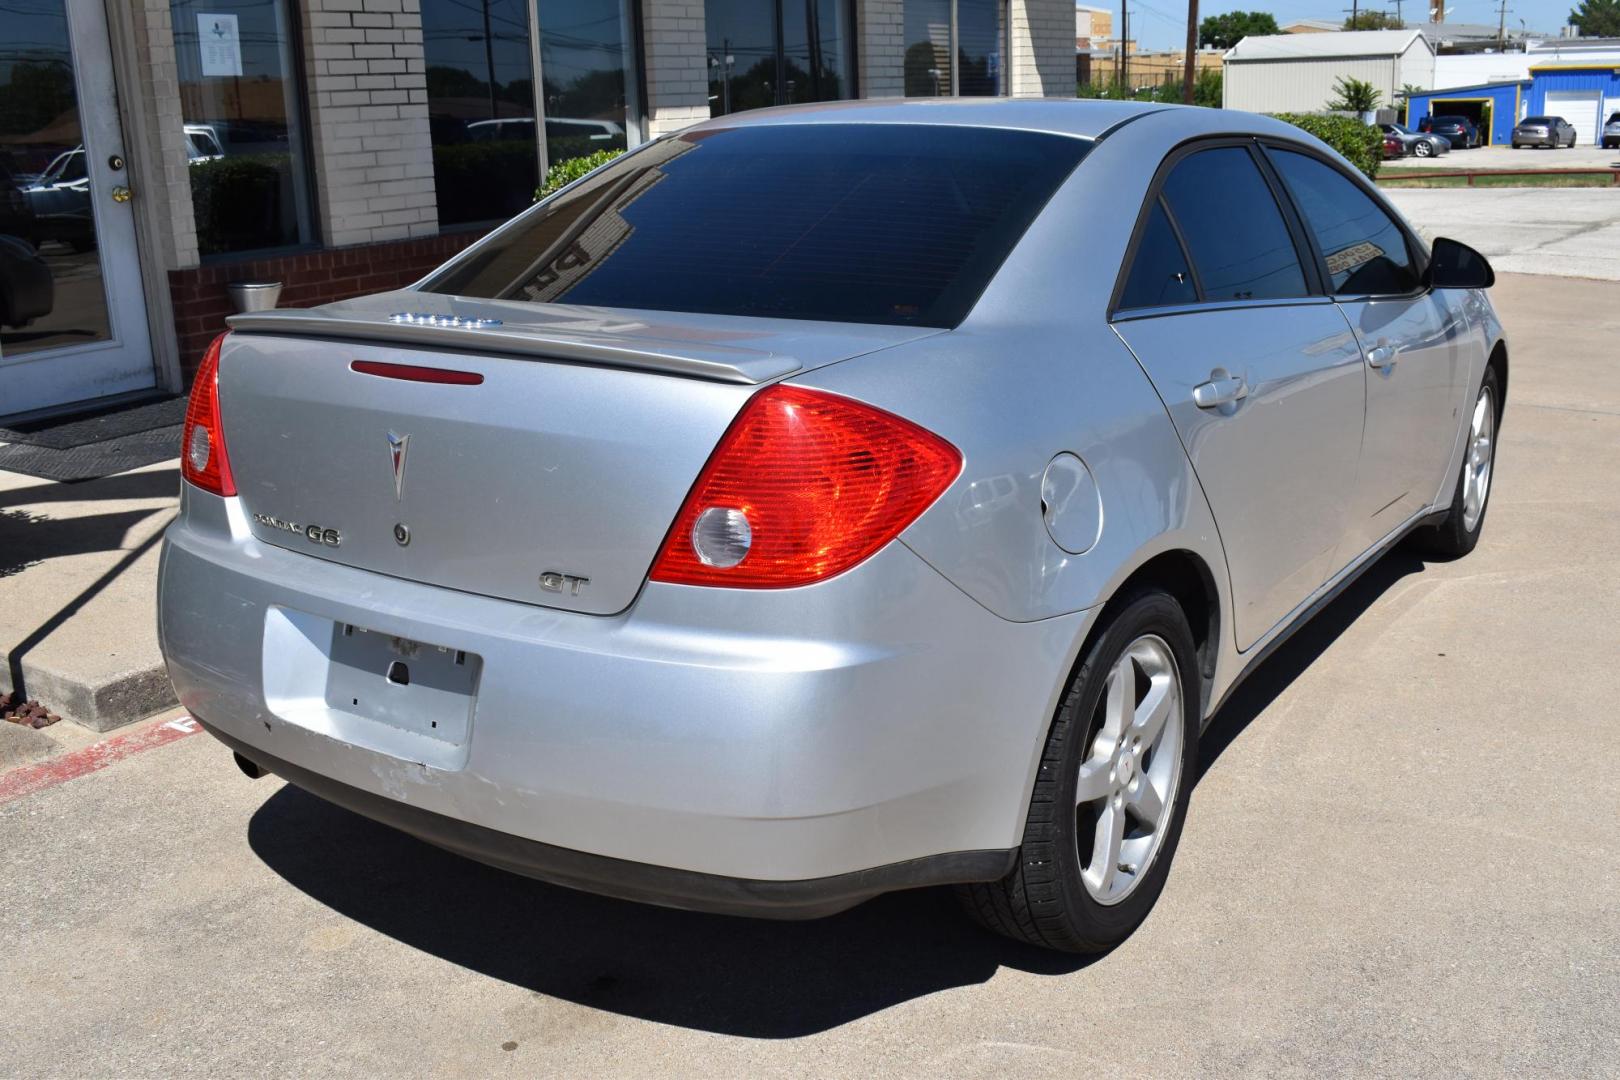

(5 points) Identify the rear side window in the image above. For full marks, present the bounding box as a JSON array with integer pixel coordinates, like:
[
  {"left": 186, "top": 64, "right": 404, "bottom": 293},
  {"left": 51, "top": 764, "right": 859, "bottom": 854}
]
[
  {"left": 424, "top": 124, "right": 1090, "bottom": 328},
  {"left": 1268, "top": 148, "right": 1420, "bottom": 297},
  {"left": 1159, "top": 146, "right": 1307, "bottom": 303},
  {"left": 1119, "top": 199, "right": 1197, "bottom": 309}
]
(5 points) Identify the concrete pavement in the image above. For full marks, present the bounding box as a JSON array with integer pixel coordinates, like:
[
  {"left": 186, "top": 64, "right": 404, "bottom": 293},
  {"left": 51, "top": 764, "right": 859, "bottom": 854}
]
[
  {"left": 1384, "top": 187, "right": 1620, "bottom": 281},
  {"left": 2, "top": 273, "right": 1617, "bottom": 1077}
]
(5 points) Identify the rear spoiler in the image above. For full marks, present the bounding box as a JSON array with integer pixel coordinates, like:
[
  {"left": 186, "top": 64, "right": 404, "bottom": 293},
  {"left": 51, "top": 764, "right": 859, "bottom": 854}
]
[{"left": 224, "top": 310, "right": 800, "bottom": 385}]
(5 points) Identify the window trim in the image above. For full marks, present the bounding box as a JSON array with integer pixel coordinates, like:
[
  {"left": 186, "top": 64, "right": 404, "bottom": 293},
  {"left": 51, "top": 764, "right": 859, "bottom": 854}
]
[
  {"left": 1256, "top": 138, "right": 1431, "bottom": 303},
  {"left": 1108, "top": 136, "right": 1322, "bottom": 320}
]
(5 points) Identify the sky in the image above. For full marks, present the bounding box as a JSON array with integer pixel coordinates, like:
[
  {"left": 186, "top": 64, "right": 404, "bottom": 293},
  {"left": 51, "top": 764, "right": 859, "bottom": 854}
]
[{"left": 1118, "top": 0, "right": 1580, "bottom": 50}]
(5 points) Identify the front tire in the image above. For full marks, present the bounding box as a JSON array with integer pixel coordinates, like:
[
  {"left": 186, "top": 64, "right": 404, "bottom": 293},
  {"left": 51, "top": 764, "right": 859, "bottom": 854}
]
[
  {"left": 958, "top": 590, "right": 1199, "bottom": 953},
  {"left": 1418, "top": 367, "right": 1500, "bottom": 559},
  {"left": 1415, "top": 140, "right": 1434, "bottom": 158}
]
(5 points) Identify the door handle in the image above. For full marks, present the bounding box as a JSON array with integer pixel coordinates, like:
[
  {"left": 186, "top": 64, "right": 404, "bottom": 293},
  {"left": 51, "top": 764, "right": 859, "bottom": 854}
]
[
  {"left": 1366, "top": 344, "right": 1396, "bottom": 369},
  {"left": 1193, "top": 372, "right": 1249, "bottom": 409},
  {"left": 110, "top": 185, "right": 133, "bottom": 204}
]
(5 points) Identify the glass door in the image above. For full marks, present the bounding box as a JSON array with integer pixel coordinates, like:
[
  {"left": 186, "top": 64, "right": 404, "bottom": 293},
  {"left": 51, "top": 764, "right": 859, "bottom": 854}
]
[{"left": 0, "top": 0, "right": 155, "bottom": 419}]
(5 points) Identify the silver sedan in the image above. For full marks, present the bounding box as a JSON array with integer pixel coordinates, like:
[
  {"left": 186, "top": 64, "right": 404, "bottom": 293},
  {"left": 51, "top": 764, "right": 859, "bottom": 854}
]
[{"left": 158, "top": 101, "right": 1506, "bottom": 953}]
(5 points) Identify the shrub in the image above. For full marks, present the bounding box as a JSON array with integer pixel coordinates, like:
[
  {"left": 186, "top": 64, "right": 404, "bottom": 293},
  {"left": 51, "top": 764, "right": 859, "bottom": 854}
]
[
  {"left": 1270, "top": 112, "right": 1382, "bottom": 179},
  {"left": 432, "top": 140, "right": 539, "bottom": 226},
  {"left": 189, "top": 154, "right": 289, "bottom": 256},
  {"left": 535, "top": 148, "right": 624, "bottom": 201}
]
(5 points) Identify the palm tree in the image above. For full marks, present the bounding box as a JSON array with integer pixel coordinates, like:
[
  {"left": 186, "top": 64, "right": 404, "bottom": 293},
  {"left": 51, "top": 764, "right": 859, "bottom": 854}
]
[{"left": 1328, "top": 77, "right": 1382, "bottom": 114}]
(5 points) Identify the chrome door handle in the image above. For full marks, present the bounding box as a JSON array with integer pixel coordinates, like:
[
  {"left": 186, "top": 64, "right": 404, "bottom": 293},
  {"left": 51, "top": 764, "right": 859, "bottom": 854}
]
[
  {"left": 1366, "top": 344, "right": 1397, "bottom": 369},
  {"left": 1192, "top": 373, "right": 1249, "bottom": 409}
]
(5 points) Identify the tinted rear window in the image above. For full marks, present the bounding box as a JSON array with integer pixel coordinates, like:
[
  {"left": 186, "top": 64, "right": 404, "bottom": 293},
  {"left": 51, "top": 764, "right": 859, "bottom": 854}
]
[
  {"left": 1521, "top": 117, "right": 1552, "bottom": 125},
  {"left": 423, "top": 124, "right": 1090, "bottom": 327}
]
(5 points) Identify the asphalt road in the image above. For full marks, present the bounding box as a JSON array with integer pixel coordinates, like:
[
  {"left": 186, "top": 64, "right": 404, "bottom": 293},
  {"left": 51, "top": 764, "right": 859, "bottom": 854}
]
[
  {"left": 1382, "top": 144, "right": 1620, "bottom": 172},
  {"left": 1383, "top": 187, "right": 1620, "bottom": 282},
  {"left": 3, "top": 275, "right": 1618, "bottom": 1078}
]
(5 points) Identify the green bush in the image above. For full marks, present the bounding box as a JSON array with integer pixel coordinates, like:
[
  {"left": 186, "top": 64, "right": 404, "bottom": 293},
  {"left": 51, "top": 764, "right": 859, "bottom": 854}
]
[
  {"left": 189, "top": 154, "right": 290, "bottom": 256},
  {"left": 1270, "top": 113, "right": 1382, "bottom": 179},
  {"left": 432, "top": 140, "right": 539, "bottom": 226},
  {"left": 535, "top": 148, "right": 624, "bottom": 201}
]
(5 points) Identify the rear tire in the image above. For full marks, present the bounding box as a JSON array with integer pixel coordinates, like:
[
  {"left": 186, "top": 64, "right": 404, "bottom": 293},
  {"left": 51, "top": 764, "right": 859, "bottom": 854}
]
[
  {"left": 1417, "top": 366, "right": 1501, "bottom": 559},
  {"left": 958, "top": 589, "right": 1199, "bottom": 953}
]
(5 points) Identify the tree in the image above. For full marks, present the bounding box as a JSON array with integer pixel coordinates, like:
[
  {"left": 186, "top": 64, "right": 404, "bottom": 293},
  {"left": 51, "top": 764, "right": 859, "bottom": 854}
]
[
  {"left": 1343, "top": 11, "right": 1404, "bottom": 29},
  {"left": 1569, "top": 0, "right": 1620, "bottom": 36},
  {"left": 1193, "top": 68, "right": 1223, "bottom": 108},
  {"left": 1327, "top": 76, "right": 1382, "bottom": 112},
  {"left": 1198, "top": 11, "right": 1280, "bottom": 50}
]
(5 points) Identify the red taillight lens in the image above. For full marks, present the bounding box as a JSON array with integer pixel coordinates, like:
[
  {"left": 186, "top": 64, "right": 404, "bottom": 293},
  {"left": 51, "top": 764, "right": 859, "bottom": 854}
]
[
  {"left": 180, "top": 332, "right": 235, "bottom": 496},
  {"left": 649, "top": 385, "right": 962, "bottom": 588}
]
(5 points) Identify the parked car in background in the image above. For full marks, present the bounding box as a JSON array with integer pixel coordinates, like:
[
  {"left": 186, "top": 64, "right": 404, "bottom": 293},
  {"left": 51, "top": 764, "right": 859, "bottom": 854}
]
[
  {"left": 21, "top": 146, "right": 93, "bottom": 251},
  {"left": 1380, "top": 122, "right": 1450, "bottom": 158},
  {"left": 1512, "top": 115, "right": 1576, "bottom": 149},
  {"left": 1419, "top": 115, "right": 1481, "bottom": 149},
  {"left": 1382, "top": 132, "right": 1404, "bottom": 159},
  {"left": 1603, "top": 112, "right": 1620, "bottom": 149},
  {"left": 161, "top": 101, "right": 1508, "bottom": 955},
  {"left": 185, "top": 124, "right": 225, "bottom": 164}
]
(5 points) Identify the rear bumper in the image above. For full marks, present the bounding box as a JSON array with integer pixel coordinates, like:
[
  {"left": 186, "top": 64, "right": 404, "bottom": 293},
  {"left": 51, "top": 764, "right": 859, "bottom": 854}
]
[
  {"left": 205, "top": 718, "right": 1015, "bottom": 918},
  {"left": 159, "top": 487, "right": 1088, "bottom": 899}
]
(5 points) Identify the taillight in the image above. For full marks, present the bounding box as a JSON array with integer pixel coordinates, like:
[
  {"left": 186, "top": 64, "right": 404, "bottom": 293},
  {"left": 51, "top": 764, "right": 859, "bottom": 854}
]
[
  {"left": 649, "top": 385, "right": 961, "bottom": 588},
  {"left": 180, "top": 332, "right": 235, "bottom": 496}
]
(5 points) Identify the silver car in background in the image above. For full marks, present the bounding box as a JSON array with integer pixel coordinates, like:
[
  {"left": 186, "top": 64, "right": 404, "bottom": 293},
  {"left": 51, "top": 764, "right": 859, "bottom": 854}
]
[
  {"left": 159, "top": 101, "right": 1506, "bottom": 953},
  {"left": 1380, "top": 121, "right": 1450, "bottom": 158}
]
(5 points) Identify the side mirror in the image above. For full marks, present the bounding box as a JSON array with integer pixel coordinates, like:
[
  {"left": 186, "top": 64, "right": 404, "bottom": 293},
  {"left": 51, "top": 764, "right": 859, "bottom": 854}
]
[{"left": 1428, "top": 236, "right": 1495, "bottom": 290}]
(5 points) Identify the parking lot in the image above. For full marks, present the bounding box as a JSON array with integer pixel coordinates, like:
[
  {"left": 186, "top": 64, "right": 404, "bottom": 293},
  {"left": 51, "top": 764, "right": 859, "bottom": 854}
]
[
  {"left": 1383, "top": 143, "right": 1620, "bottom": 171},
  {"left": 3, "top": 263, "right": 1617, "bottom": 1077}
]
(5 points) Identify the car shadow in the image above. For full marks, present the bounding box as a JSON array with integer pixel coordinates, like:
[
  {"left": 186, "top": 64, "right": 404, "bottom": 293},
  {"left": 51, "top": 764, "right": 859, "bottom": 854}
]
[{"left": 245, "top": 543, "right": 1431, "bottom": 1038}]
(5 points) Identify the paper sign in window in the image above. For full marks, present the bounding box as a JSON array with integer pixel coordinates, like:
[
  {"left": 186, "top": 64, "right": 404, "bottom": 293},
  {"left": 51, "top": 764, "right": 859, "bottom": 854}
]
[{"left": 197, "top": 13, "right": 242, "bottom": 77}]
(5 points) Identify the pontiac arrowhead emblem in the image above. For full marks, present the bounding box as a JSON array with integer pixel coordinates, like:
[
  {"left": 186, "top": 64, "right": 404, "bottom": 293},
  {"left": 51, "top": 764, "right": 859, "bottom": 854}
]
[{"left": 386, "top": 431, "right": 409, "bottom": 501}]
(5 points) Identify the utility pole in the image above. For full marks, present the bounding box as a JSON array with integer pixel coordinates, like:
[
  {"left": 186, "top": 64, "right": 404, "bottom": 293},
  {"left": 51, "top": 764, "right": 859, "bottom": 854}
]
[
  {"left": 1183, "top": 0, "right": 1199, "bottom": 103},
  {"left": 1496, "top": 0, "right": 1509, "bottom": 46},
  {"left": 481, "top": 0, "right": 498, "bottom": 122},
  {"left": 1119, "top": 0, "right": 1129, "bottom": 92},
  {"left": 1392, "top": 0, "right": 1404, "bottom": 26}
]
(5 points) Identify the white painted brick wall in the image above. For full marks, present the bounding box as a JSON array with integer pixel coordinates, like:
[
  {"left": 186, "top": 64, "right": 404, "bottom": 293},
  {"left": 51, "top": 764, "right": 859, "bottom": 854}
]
[
  {"left": 641, "top": 0, "right": 710, "bottom": 137},
  {"left": 131, "top": 0, "right": 200, "bottom": 268},
  {"left": 300, "top": 0, "right": 438, "bottom": 246},
  {"left": 856, "top": 0, "right": 905, "bottom": 98},
  {"left": 1009, "top": 0, "right": 1075, "bottom": 98}
]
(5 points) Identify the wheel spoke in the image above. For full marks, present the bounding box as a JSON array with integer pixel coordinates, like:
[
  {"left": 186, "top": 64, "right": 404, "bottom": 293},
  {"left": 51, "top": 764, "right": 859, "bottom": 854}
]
[
  {"left": 1102, "top": 655, "right": 1132, "bottom": 741},
  {"left": 1132, "top": 676, "right": 1174, "bottom": 743},
  {"left": 1085, "top": 799, "right": 1126, "bottom": 895},
  {"left": 1128, "top": 776, "right": 1165, "bottom": 826},
  {"left": 1074, "top": 757, "right": 1112, "bottom": 805}
]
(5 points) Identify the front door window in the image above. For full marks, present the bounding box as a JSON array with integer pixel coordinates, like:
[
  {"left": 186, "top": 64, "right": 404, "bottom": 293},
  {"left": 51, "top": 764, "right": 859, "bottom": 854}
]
[{"left": 1, "top": 0, "right": 155, "bottom": 417}]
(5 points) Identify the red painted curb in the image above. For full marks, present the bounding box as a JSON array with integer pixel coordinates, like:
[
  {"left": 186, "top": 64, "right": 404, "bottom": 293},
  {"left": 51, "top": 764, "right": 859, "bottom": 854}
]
[{"left": 0, "top": 715, "right": 202, "bottom": 806}]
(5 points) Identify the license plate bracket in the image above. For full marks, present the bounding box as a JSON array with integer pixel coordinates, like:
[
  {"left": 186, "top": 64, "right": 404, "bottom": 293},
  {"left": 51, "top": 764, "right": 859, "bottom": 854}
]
[{"left": 324, "top": 624, "right": 481, "bottom": 746}]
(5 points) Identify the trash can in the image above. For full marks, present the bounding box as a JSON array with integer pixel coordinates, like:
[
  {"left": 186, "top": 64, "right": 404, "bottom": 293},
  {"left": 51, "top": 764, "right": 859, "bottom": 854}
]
[{"left": 226, "top": 280, "right": 283, "bottom": 313}]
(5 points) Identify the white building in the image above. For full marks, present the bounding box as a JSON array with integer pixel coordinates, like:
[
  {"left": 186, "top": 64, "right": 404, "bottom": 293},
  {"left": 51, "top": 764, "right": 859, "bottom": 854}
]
[{"left": 1222, "top": 29, "right": 1436, "bottom": 113}]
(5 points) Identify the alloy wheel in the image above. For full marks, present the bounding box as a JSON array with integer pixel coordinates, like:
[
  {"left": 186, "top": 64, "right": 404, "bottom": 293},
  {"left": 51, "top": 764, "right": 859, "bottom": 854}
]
[
  {"left": 1462, "top": 386, "right": 1495, "bottom": 533},
  {"left": 1415, "top": 141, "right": 1433, "bottom": 157},
  {"left": 1074, "top": 634, "right": 1184, "bottom": 905}
]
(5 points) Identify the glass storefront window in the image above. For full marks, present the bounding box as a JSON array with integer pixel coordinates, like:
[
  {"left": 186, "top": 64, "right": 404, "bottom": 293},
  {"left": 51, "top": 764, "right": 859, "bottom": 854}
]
[
  {"left": 171, "top": 0, "right": 316, "bottom": 257},
  {"left": 425, "top": 0, "right": 641, "bottom": 228},
  {"left": 423, "top": 0, "right": 539, "bottom": 228},
  {"left": 904, "top": 0, "right": 1005, "bottom": 98},
  {"left": 706, "top": 0, "right": 854, "bottom": 117},
  {"left": 537, "top": 0, "right": 639, "bottom": 168}
]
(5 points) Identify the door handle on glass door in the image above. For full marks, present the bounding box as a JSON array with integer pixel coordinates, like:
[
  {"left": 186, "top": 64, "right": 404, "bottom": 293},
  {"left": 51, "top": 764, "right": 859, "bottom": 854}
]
[
  {"left": 110, "top": 186, "right": 132, "bottom": 203},
  {"left": 1366, "top": 344, "right": 1396, "bottom": 368},
  {"left": 1193, "top": 372, "right": 1249, "bottom": 409}
]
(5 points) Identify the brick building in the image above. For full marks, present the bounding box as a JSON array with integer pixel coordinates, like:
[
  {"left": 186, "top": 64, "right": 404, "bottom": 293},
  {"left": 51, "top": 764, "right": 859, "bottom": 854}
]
[{"left": 1, "top": 0, "right": 1074, "bottom": 420}]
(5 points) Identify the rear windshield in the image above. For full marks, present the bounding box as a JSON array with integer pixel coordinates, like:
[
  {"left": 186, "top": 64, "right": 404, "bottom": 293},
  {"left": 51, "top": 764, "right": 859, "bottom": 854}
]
[
  {"left": 423, "top": 123, "right": 1090, "bottom": 328},
  {"left": 1521, "top": 117, "right": 1552, "bottom": 125}
]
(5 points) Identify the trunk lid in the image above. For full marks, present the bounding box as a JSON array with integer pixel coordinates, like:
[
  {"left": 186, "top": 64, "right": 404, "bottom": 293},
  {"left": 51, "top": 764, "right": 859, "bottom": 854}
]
[{"left": 217, "top": 294, "right": 941, "bottom": 615}]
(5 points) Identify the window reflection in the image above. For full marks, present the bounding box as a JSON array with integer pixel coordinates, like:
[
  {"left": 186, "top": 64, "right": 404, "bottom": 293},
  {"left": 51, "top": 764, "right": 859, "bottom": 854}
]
[
  {"left": 171, "top": 0, "right": 316, "bottom": 256},
  {"left": 537, "top": 0, "right": 638, "bottom": 166},
  {"left": 706, "top": 0, "right": 853, "bottom": 117},
  {"left": 423, "top": 0, "right": 538, "bottom": 227},
  {"left": 905, "top": 0, "right": 1004, "bottom": 97},
  {"left": 0, "top": 0, "right": 110, "bottom": 356}
]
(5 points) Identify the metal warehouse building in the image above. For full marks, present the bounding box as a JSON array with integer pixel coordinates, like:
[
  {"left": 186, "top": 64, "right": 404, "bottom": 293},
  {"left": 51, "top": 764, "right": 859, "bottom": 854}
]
[
  {"left": 1405, "top": 63, "right": 1620, "bottom": 147},
  {"left": 1404, "top": 81, "right": 1528, "bottom": 146},
  {"left": 1222, "top": 29, "right": 1436, "bottom": 114},
  {"left": 1525, "top": 63, "right": 1620, "bottom": 146}
]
